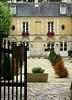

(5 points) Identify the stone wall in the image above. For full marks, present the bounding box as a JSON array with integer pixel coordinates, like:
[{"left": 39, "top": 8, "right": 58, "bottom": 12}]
[{"left": 9, "top": 34, "right": 72, "bottom": 57}]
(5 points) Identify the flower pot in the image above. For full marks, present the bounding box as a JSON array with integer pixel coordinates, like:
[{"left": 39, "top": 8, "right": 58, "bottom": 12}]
[{"left": 27, "top": 73, "right": 48, "bottom": 82}]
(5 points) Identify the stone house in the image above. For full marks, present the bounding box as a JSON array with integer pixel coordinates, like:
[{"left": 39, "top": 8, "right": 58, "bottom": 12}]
[{"left": 4, "top": 0, "right": 72, "bottom": 57}]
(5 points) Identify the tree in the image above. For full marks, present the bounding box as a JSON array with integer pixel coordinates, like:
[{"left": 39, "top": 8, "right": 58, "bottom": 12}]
[
  {"left": 0, "top": 2, "right": 13, "bottom": 79},
  {"left": 0, "top": 2, "right": 13, "bottom": 37},
  {"left": 0, "top": 0, "right": 9, "bottom": 2}
]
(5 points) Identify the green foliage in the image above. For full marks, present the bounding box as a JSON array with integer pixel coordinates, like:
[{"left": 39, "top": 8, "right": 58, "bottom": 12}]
[
  {"left": 0, "top": 0, "right": 8, "bottom": 2},
  {"left": 1, "top": 54, "right": 14, "bottom": 80},
  {"left": 0, "top": 2, "right": 13, "bottom": 37},
  {"left": 52, "top": 54, "right": 60, "bottom": 66},
  {"left": 68, "top": 50, "right": 72, "bottom": 57},
  {"left": 18, "top": 58, "right": 24, "bottom": 68},
  {"left": 32, "top": 67, "right": 45, "bottom": 73},
  {"left": 48, "top": 50, "right": 56, "bottom": 63}
]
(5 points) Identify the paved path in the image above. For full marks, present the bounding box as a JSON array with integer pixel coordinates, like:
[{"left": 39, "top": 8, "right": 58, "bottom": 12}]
[
  {"left": 1, "top": 83, "right": 71, "bottom": 100},
  {"left": 27, "top": 83, "right": 71, "bottom": 100}
]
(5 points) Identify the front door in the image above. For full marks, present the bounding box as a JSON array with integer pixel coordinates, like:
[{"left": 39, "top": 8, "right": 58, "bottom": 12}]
[
  {"left": 47, "top": 41, "right": 55, "bottom": 56},
  {"left": 60, "top": 41, "right": 68, "bottom": 56}
]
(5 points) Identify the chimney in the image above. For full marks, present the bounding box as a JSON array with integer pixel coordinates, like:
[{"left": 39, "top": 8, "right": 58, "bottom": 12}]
[
  {"left": 35, "top": 0, "right": 39, "bottom": 7},
  {"left": 12, "top": 0, "right": 16, "bottom": 3}
]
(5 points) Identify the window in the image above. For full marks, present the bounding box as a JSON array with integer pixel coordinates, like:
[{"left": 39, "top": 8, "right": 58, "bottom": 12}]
[
  {"left": 12, "top": 25, "right": 15, "bottom": 31},
  {"left": 60, "top": 4, "right": 66, "bottom": 14},
  {"left": 21, "top": 42, "right": 29, "bottom": 51},
  {"left": 48, "top": 22, "right": 54, "bottom": 32},
  {"left": 23, "top": 22, "right": 29, "bottom": 33},
  {"left": 61, "top": 25, "right": 65, "bottom": 30},
  {"left": 11, "top": 6, "right": 16, "bottom": 14},
  {"left": 47, "top": 42, "right": 54, "bottom": 51},
  {"left": 10, "top": 41, "right": 17, "bottom": 49},
  {"left": 60, "top": 42, "right": 67, "bottom": 51}
]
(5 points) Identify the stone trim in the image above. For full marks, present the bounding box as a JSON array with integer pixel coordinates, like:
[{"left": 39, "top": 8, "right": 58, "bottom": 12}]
[
  {"left": 17, "top": 18, "right": 19, "bottom": 34},
  {"left": 34, "top": 18, "right": 35, "bottom": 34},
  {"left": 41, "top": 18, "right": 43, "bottom": 34},
  {"left": 54, "top": 18, "right": 55, "bottom": 33},
  {"left": 57, "top": 18, "right": 59, "bottom": 34}
]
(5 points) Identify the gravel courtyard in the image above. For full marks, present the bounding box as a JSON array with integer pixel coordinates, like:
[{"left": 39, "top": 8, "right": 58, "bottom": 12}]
[{"left": 27, "top": 58, "right": 72, "bottom": 83}]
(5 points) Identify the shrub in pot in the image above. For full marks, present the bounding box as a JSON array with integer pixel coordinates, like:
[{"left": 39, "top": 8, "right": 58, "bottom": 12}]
[
  {"left": 52, "top": 54, "right": 62, "bottom": 67},
  {"left": 55, "top": 60, "right": 69, "bottom": 78},
  {"left": 13, "top": 58, "right": 20, "bottom": 75},
  {"left": 48, "top": 50, "right": 56, "bottom": 63},
  {"left": 18, "top": 58, "right": 24, "bottom": 68},
  {"left": 68, "top": 50, "right": 72, "bottom": 58},
  {"left": 32, "top": 67, "right": 45, "bottom": 73},
  {"left": 1, "top": 54, "right": 14, "bottom": 80}
]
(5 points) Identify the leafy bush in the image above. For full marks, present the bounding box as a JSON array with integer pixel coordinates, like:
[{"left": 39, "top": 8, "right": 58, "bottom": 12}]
[
  {"left": 52, "top": 54, "right": 62, "bottom": 66},
  {"left": 18, "top": 58, "right": 24, "bottom": 68},
  {"left": 32, "top": 67, "right": 45, "bottom": 73},
  {"left": 68, "top": 50, "right": 72, "bottom": 57},
  {"left": 55, "top": 60, "right": 68, "bottom": 78},
  {"left": 1, "top": 54, "right": 14, "bottom": 80},
  {"left": 48, "top": 50, "right": 56, "bottom": 63}
]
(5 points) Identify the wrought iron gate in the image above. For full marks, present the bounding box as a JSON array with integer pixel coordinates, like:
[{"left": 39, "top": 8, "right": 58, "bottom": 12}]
[{"left": 0, "top": 40, "right": 27, "bottom": 100}]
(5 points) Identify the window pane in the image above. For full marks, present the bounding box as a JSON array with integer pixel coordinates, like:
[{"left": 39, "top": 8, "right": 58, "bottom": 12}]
[
  {"left": 60, "top": 48, "right": 63, "bottom": 51},
  {"left": 27, "top": 42, "right": 29, "bottom": 51},
  {"left": 61, "top": 6, "right": 66, "bottom": 14},
  {"left": 64, "top": 48, "right": 67, "bottom": 51},
  {"left": 11, "top": 7, "right": 15, "bottom": 14},
  {"left": 60, "top": 42, "right": 63, "bottom": 51},
  {"left": 47, "top": 43, "right": 50, "bottom": 47},
  {"left": 48, "top": 22, "right": 54, "bottom": 32},
  {"left": 23, "top": 22, "right": 29, "bottom": 33}
]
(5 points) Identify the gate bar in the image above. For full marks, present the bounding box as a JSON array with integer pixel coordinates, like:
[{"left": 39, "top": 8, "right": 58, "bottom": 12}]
[{"left": 24, "top": 42, "right": 27, "bottom": 100}]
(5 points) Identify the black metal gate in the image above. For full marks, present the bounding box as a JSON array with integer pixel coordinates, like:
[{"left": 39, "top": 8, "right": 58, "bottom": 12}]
[{"left": 0, "top": 40, "right": 27, "bottom": 100}]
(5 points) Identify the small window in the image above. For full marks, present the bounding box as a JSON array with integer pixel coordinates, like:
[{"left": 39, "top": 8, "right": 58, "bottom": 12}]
[
  {"left": 12, "top": 25, "right": 15, "bottom": 31},
  {"left": 60, "top": 4, "right": 66, "bottom": 14},
  {"left": 11, "top": 6, "right": 16, "bottom": 14},
  {"left": 61, "top": 25, "right": 65, "bottom": 30}
]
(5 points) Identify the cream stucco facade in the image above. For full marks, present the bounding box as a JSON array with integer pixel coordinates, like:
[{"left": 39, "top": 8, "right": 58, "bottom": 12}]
[{"left": 6, "top": 2, "right": 72, "bottom": 57}]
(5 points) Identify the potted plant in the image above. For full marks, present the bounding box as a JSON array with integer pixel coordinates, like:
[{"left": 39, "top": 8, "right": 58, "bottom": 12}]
[
  {"left": 27, "top": 67, "right": 48, "bottom": 82},
  {"left": 47, "top": 32, "right": 54, "bottom": 36},
  {"left": 22, "top": 31, "right": 29, "bottom": 36}
]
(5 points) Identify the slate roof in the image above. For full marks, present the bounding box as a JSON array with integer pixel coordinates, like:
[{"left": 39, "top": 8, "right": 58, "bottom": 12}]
[{"left": 4, "top": 2, "right": 72, "bottom": 17}]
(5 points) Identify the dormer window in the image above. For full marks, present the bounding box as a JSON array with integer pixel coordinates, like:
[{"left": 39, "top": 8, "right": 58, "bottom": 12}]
[
  {"left": 60, "top": 4, "right": 66, "bottom": 14},
  {"left": 10, "top": 6, "right": 16, "bottom": 14}
]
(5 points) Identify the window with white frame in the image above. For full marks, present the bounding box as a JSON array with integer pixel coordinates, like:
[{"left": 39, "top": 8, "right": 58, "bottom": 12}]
[
  {"left": 23, "top": 22, "right": 29, "bottom": 33},
  {"left": 48, "top": 22, "right": 54, "bottom": 32},
  {"left": 10, "top": 6, "right": 16, "bottom": 14},
  {"left": 60, "top": 4, "right": 66, "bottom": 14}
]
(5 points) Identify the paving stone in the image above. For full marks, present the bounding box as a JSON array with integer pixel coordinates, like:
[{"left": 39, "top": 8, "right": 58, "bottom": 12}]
[{"left": 54, "top": 98, "right": 60, "bottom": 100}]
